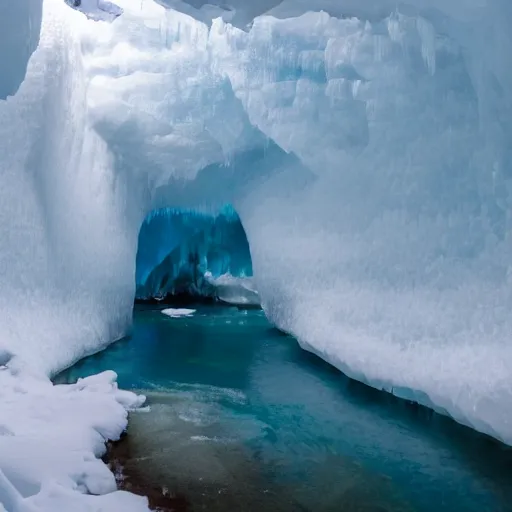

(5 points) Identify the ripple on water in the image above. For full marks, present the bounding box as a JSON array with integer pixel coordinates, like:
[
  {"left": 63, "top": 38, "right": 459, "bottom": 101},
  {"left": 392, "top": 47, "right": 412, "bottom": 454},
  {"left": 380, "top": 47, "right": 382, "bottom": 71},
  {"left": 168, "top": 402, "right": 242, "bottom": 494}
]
[
  {"left": 61, "top": 306, "right": 512, "bottom": 512},
  {"left": 109, "top": 391, "right": 415, "bottom": 512}
]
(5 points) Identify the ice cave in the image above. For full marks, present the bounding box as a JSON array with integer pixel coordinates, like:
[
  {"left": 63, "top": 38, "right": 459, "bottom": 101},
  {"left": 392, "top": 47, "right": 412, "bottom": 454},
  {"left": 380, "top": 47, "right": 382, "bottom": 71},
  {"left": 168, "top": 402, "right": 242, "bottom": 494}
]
[
  {"left": 1, "top": 0, "right": 512, "bottom": 511},
  {"left": 135, "top": 206, "right": 258, "bottom": 304}
]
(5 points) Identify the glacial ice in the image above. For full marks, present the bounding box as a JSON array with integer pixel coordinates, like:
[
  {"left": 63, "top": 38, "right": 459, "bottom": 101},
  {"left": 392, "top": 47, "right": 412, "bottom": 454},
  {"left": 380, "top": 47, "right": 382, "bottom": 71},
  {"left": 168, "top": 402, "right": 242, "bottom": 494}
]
[
  {"left": 205, "top": 273, "right": 260, "bottom": 307},
  {"left": 0, "top": 0, "right": 512, "bottom": 509},
  {"left": 0, "top": 2, "right": 42, "bottom": 99},
  {"left": 136, "top": 207, "right": 252, "bottom": 299}
]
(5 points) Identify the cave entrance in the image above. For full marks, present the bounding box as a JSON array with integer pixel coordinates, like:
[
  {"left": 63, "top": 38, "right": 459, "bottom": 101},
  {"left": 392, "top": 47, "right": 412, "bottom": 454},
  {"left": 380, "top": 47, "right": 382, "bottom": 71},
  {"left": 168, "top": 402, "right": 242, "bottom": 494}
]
[{"left": 134, "top": 205, "right": 258, "bottom": 306}]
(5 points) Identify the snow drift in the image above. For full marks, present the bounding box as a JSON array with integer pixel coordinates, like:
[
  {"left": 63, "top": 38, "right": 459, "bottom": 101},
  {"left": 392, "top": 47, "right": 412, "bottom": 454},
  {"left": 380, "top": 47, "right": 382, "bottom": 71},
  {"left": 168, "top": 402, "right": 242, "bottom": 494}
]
[{"left": 1, "top": 0, "right": 512, "bottom": 509}]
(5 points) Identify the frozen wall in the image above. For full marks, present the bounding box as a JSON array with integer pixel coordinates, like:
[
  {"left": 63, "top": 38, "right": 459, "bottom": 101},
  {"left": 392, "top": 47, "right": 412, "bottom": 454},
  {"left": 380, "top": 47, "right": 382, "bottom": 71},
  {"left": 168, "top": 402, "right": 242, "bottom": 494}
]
[
  {"left": 0, "top": 1, "right": 43, "bottom": 99},
  {"left": 0, "top": 3, "right": 150, "bottom": 511},
  {"left": 1, "top": 6, "right": 512, "bottom": 506},
  {"left": 0, "top": 1, "right": 147, "bottom": 377},
  {"left": 81, "top": 0, "right": 512, "bottom": 443}
]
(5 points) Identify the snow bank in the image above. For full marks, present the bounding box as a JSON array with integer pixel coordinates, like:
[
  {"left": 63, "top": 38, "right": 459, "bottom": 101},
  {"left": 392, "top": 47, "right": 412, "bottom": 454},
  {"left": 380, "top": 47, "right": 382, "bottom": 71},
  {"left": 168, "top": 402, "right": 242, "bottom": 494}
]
[{"left": 0, "top": 367, "right": 148, "bottom": 511}]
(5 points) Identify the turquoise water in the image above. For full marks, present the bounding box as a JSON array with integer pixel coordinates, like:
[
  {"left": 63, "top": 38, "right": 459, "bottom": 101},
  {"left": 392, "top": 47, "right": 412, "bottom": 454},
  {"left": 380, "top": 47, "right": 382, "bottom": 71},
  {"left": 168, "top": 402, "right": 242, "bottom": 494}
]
[{"left": 57, "top": 306, "right": 512, "bottom": 512}]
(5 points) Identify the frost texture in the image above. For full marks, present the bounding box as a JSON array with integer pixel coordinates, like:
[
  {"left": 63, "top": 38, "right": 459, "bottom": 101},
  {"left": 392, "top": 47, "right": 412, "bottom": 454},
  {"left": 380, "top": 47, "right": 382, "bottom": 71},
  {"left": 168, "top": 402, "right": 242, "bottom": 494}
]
[
  {"left": 86, "top": 0, "right": 512, "bottom": 443},
  {"left": 1, "top": 0, "right": 512, "bottom": 508}
]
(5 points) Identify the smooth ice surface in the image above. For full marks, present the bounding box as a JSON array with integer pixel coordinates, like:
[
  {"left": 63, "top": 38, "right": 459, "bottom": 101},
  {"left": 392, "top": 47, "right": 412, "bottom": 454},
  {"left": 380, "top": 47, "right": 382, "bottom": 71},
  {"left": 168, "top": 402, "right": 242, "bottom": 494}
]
[{"left": 1, "top": 0, "right": 512, "bottom": 509}]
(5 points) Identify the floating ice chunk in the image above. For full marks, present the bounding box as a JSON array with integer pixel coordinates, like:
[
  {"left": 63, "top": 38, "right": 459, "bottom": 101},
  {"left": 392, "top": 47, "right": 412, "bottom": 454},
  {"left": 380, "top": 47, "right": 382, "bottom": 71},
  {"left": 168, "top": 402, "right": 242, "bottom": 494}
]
[
  {"left": 190, "top": 435, "right": 223, "bottom": 442},
  {"left": 161, "top": 308, "right": 197, "bottom": 318}
]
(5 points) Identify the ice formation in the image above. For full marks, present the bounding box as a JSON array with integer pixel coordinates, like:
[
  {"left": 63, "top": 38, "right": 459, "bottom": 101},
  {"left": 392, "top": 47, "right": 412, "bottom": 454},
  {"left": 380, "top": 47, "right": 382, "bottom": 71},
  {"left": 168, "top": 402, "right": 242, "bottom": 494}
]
[
  {"left": 1, "top": 0, "right": 512, "bottom": 509},
  {"left": 204, "top": 273, "right": 260, "bottom": 306},
  {"left": 136, "top": 207, "right": 252, "bottom": 300}
]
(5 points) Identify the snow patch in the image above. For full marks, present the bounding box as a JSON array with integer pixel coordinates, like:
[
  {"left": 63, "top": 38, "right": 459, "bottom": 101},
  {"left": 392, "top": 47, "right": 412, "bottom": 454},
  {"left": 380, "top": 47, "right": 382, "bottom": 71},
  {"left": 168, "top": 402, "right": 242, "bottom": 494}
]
[
  {"left": 161, "top": 308, "right": 196, "bottom": 318},
  {"left": 0, "top": 368, "right": 148, "bottom": 511}
]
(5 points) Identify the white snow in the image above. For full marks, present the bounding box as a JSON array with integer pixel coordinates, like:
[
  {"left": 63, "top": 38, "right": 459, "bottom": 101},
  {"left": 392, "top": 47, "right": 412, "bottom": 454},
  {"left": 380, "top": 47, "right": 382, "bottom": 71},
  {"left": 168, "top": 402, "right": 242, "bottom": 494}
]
[
  {"left": 1, "top": 0, "right": 512, "bottom": 509},
  {"left": 161, "top": 308, "right": 196, "bottom": 317},
  {"left": 0, "top": 3, "right": 147, "bottom": 510},
  {"left": 0, "top": 367, "right": 148, "bottom": 511}
]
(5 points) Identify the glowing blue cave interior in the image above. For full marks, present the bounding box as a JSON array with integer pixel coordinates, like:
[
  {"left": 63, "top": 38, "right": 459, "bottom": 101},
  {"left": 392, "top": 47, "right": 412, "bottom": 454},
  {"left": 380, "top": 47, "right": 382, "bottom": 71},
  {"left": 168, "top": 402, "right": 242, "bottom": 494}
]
[{"left": 135, "top": 206, "right": 253, "bottom": 300}]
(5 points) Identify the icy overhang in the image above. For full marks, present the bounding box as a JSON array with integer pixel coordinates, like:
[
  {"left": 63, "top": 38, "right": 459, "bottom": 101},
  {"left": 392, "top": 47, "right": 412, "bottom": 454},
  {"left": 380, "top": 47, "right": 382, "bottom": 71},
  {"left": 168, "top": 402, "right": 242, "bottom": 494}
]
[{"left": 154, "top": 0, "right": 491, "bottom": 27}]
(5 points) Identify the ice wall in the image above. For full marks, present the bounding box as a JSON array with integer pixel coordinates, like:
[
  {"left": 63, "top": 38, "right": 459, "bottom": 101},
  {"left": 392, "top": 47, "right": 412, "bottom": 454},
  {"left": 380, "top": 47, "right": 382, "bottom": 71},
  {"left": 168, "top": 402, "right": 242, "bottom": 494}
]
[
  {"left": 0, "top": 0, "right": 144, "bottom": 377},
  {"left": 1, "top": 1, "right": 512, "bottom": 493},
  {"left": 83, "top": 0, "right": 512, "bottom": 444},
  {"left": 0, "top": 2, "right": 43, "bottom": 99},
  {"left": 0, "top": 3, "right": 149, "bottom": 510}
]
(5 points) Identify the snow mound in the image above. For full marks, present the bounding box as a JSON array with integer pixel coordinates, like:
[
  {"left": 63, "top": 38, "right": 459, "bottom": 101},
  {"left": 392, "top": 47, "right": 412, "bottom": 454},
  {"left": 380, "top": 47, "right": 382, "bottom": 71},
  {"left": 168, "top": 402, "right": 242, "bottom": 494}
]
[{"left": 0, "top": 367, "right": 148, "bottom": 512}]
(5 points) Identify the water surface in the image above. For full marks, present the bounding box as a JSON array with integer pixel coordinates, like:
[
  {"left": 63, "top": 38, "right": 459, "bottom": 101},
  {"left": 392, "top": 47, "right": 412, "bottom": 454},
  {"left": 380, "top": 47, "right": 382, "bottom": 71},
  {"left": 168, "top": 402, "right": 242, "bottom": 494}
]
[{"left": 57, "top": 305, "right": 512, "bottom": 512}]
